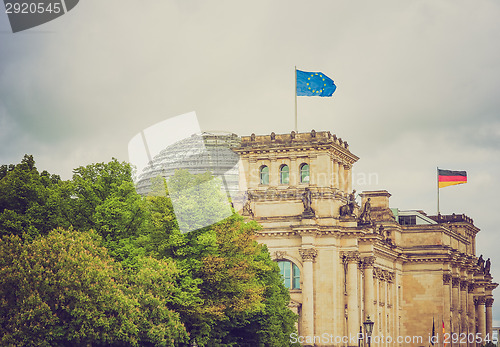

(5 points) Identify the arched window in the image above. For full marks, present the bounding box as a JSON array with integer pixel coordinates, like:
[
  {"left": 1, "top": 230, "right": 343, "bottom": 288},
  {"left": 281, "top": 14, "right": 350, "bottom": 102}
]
[
  {"left": 280, "top": 164, "right": 289, "bottom": 184},
  {"left": 300, "top": 163, "right": 309, "bottom": 183},
  {"left": 277, "top": 260, "right": 300, "bottom": 289},
  {"left": 260, "top": 165, "right": 269, "bottom": 185}
]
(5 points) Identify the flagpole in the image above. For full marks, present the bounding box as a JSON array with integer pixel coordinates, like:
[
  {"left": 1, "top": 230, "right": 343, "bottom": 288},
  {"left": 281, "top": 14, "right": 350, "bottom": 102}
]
[
  {"left": 437, "top": 167, "right": 440, "bottom": 216},
  {"left": 294, "top": 66, "right": 298, "bottom": 132}
]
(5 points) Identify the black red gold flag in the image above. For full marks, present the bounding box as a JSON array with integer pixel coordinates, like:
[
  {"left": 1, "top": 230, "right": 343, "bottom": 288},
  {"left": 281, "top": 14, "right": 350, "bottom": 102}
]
[{"left": 438, "top": 169, "right": 467, "bottom": 188}]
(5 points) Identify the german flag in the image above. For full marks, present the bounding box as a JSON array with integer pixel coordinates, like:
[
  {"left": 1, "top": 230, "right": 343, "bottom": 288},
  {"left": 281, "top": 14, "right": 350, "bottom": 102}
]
[{"left": 438, "top": 169, "right": 467, "bottom": 188}]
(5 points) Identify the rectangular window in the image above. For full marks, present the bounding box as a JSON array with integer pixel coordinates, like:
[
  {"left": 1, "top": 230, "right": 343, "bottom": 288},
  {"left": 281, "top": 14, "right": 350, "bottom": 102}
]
[{"left": 398, "top": 215, "right": 416, "bottom": 225}]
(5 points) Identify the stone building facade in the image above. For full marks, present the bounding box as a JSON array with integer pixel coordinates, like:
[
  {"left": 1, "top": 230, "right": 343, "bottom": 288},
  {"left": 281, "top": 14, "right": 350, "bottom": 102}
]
[{"left": 233, "top": 130, "right": 497, "bottom": 347}]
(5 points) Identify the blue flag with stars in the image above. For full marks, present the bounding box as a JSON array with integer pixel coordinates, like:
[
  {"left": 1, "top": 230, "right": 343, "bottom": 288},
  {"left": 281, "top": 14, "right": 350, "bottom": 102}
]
[{"left": 296, "top": 70, "right": 336, "bottom": 97}]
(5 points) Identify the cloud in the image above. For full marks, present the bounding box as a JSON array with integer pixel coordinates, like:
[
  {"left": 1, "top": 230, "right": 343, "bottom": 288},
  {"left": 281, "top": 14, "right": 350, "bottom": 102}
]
[{"left": 1, "top": 0, "right": 500, "bottom": 319}]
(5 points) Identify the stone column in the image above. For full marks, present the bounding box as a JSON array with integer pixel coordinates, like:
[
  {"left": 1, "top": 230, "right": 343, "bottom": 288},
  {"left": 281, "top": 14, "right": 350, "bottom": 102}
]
[
  {"left": 477, "top": 297, "right": 486, "bottom": 341},
  {"left": 344, "top": 251, "right": 360, "bottom": 346},
  {"left": 474, "top": 298, "right": 480, "bottom": 345},
  {"left": 452, "top": 277, "right": 460, "bottom": 335},
  {"left": 346, "top": 165, "right": 352, "bottom": 193},
  {"left": 299, "top": 248, "right": 317, "bottom": 341},
  {"left": 320, "top": 153, "right": 332, "bottom": 188},
  {"left": 362, "top": 256, "right": 376, "bottom": 320},
  {"left": 460, "top": 281, "right": 468, "bottom": 336},
  {"left": 290, "top": 156, "right": 298, "bottom": 186},
  {"left": 269, "top": 157, "right": 278, "bottom": 186},
  {"left": 247, "top": 158, "right": 257, "bottom": 187},
  {"left": 333, "top": 160, "right": 339, "bottom": 189},
  {"left": 443, "top": 273, "right": 452, "bottom": 336},
  {"left": 468, "top": 283, "right": 476, "bottom": 339},
  {"left": 486, "top": 298, "right": 494, "bottom": 339},
  {"left": 339, "top": 164, "right": 345, "bottom": 193},
  {"left": 309, "top": 155, "right": 317, "bottom": 186}
]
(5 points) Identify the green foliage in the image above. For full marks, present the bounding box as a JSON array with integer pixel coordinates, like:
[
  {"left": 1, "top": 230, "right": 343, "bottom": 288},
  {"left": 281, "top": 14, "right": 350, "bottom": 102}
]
[
  {"left": 166, "top": 169, "right": 232, "bottom": 233},
  {"left": 0, "top": 228, "right": 188, "bottom": 346},
  {"left": 145, "top": 169, "right": 298, "bottom": 346},
  {"left": 0, "top": 156, "right": 298, "bottom": 346},
  {"left": 0, "top": 155, "right": 64, "bottom": 239},
  {"left": 63, "top": 158, "right": 148, "bottom": 265}
]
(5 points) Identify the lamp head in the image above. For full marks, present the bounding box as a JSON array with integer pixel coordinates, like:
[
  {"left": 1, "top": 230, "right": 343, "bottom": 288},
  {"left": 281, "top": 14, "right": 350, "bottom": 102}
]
[{"left": 363, "top": 315, "right": 374, "bottom": 336}]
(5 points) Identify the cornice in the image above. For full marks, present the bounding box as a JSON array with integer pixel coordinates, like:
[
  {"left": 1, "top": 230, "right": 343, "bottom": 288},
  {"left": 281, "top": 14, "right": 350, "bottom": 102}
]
[{"left": 235, "top": 141, "right": 360, "bottom": 166}]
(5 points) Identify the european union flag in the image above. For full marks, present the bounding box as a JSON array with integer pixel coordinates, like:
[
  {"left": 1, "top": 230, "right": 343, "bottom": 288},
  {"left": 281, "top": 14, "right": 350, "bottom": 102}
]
[{"left": 296, "top": 70, "right": 336, "bottom": 97}]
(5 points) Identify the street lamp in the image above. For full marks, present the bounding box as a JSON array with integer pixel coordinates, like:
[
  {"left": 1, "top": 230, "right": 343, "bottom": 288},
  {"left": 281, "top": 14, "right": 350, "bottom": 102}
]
[{"left": 363, "top": 316, "right": 374, "bottom": 347}]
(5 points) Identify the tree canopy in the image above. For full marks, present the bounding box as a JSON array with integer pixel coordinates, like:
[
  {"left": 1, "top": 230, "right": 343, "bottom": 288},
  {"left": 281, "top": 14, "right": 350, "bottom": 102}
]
[
  {"left": 0, "top": 228, "right": 187, "bottom": 346},
  {"left": 0, "top": 155, "right": 298, "bottom": 346}
]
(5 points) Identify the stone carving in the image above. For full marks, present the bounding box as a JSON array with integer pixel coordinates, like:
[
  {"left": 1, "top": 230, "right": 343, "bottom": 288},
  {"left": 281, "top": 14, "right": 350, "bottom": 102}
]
[
  {"left": 372, "top": 267, "right": 394, "bottom": 282},
  {"left": 250, "top": 133, "right": 256, "bottom": 141},
  {"left": 443, "top": 273, "right": 452, "bottom": 285},
  {"left": 340, "top": 190, "right": 357, "bottom": 218},
  {"left": 362, "top": 256, "right": 376, "bottom": 268},
  {"left": 270, "top": 132, "right": 276, "bottom": 141},
  {"left": 342, "top": 251, "right": 360, "bottom": 264},
  {"left": 477, "top": 255, "right": 485, "bottom": 270},
  {"left": 290, "top": 131, "right": 296, "bottom": 139},
  {"left": 460, "top": 281, "right": 469, "bottom": 291},
  {"left": 485, "top": 298, "right": 494, "bottom": 307},
  {"left": 476, "top": 297, "right": 486, "bottom": 305},
  {"left": 311, "top": 129, "right": 316, "bottom": 138},
  {"left": 468, "top": 283, "right": 476, "bottom": 292},
  {"left": 241, "top": 191, "right": 253, "bottom": 217},
  {"left": 358, "top": 198, "right": 372, "bottom": 225},
  {"left": 301, "top": 188, "right": 315, "bottom": 219},
  {"left": 378, "top": 225, "right": 384, "bottom": 235},
  {"left": 299, "top": 248, "right": 317, "bottom": 262},
  {"left": 274, "top": 251, "right": 287, "bottom": 260},
  {"left": 452, "top": 277, "right": 460, "bottom": 288},
  {"left": 485, "top": 258, "right": 491, "bottom": 275}
]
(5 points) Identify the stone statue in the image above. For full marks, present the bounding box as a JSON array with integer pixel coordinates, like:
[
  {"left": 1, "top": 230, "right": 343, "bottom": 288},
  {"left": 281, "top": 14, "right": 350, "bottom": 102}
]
[
  {"left": 358, "top": 198, "right": 372, "bottom": 225},
  {"left": 301, "top": 188, "right": 314, "bottom": 218},
  {"left": 242, "top": 191, "right": 253, "bottom": 217},
  {"left": 477, "top": 255, "right": 485, "bottom": 271},
  {"left": 302, "top": 188, "right": 312, "bottom": 211},
  {"left": 485, "top": 258, "right": 491, "bottom": 275},
  {"left": 340, "top": 189, "right": 356, "bottom": 217}
]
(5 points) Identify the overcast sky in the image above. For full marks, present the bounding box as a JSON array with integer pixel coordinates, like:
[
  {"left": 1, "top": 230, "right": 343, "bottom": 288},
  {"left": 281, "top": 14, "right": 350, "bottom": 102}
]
[{"left": 1, "top": 0, "right": 500, "bottom": 326}]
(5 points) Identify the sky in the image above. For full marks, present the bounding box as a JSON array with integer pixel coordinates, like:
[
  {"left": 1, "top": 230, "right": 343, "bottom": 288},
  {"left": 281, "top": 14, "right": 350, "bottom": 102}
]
[{"left": 1, "top": 0, "right": 500, "bottom": 327}]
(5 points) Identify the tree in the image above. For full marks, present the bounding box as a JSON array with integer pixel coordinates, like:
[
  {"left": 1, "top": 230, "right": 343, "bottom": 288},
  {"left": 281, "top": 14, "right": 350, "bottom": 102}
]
[
  {"left": 0, "top": 154, "right": 64, "bottom": 240},
  {"left": 144, "top": 169, "right": 298, "bottom": 346},
  {"left": 0, "top": 228, "right": 188, "bottom": 346},
  {"left": 63, "top": 158, "right": 148, "bottom": 265}
]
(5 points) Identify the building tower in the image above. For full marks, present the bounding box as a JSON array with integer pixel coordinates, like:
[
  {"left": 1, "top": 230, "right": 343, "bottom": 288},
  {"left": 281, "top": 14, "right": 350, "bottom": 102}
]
[{"left": 234, "top": 130, "right": 497, "bottom": 347}]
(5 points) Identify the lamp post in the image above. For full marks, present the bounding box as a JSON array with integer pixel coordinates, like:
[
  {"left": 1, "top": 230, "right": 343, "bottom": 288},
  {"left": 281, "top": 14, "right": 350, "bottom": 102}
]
[{"left": 363, "top": 316, "right": 374, "bottom": 347}]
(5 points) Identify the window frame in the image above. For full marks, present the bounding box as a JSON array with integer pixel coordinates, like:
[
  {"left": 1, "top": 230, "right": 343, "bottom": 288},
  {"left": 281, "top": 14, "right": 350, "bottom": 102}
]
[
  {"left": 300, "top": 163, "right": 310, "bottom": 183},
  {"left": 280, "top": 164, "right": 289, "bottom": 185},
  {"left": 277, "top": 260, "right": 301, "bottom": 290},
  {"left": 260, "top": 165, "right": 269, "bottom": 185}
]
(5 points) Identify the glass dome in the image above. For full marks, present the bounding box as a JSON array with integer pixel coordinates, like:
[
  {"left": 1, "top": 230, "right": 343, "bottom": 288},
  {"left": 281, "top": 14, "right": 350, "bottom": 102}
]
[{"left": 135, "top": 131, "right": 241, "bottom": 196}]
